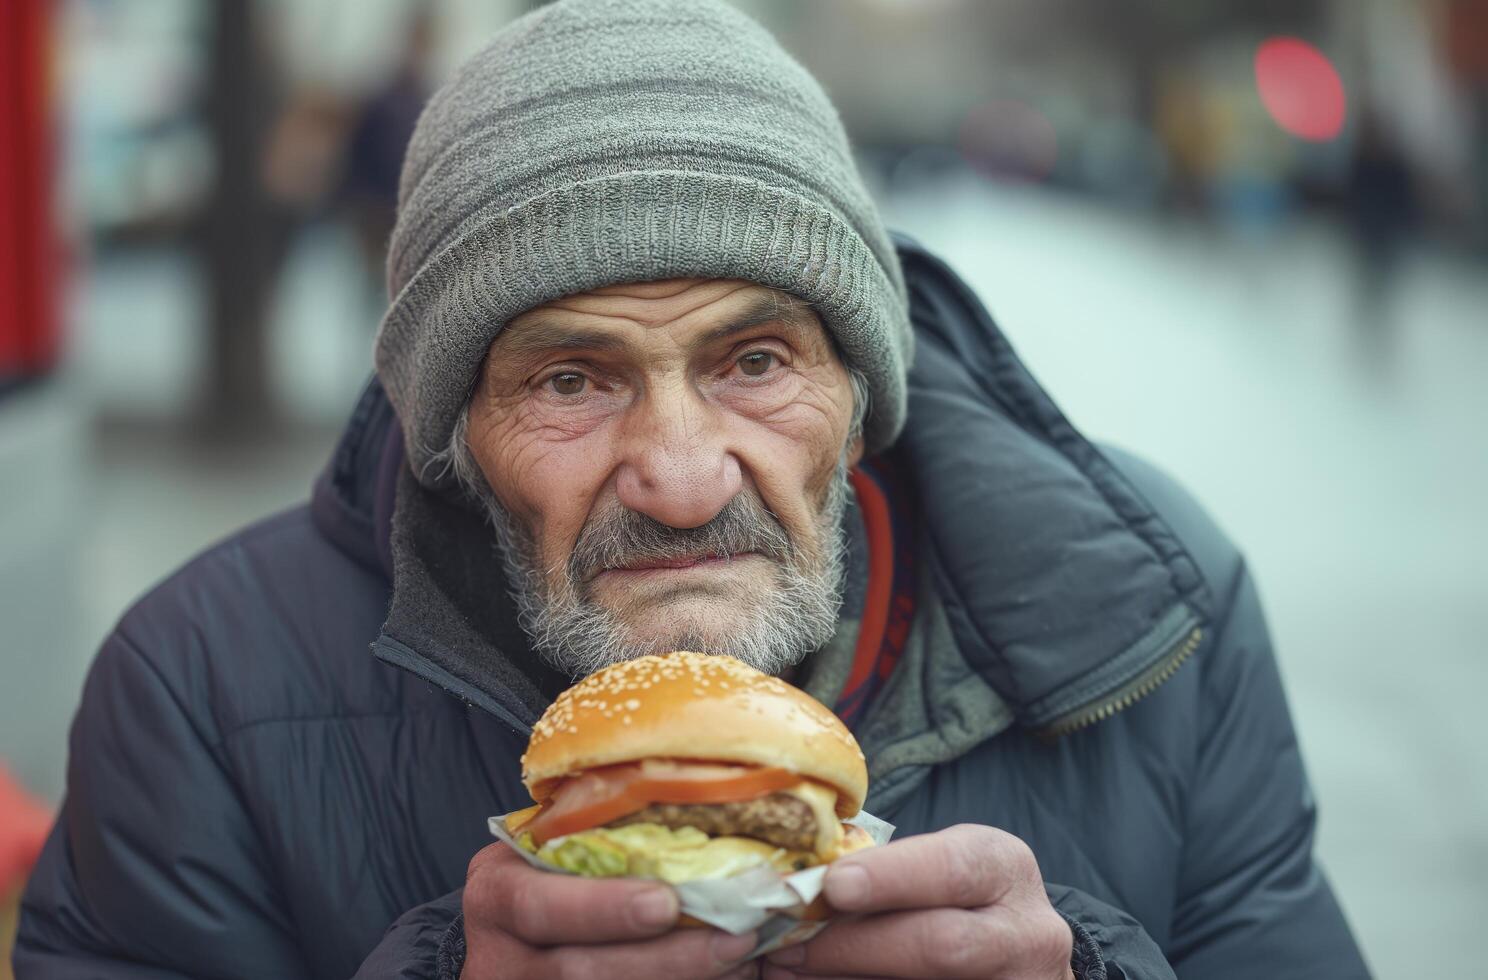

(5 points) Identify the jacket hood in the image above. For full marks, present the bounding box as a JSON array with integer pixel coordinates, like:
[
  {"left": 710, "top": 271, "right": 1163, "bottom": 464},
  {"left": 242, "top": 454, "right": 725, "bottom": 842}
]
[
  {"left": 891, "top": 232, "right": 1211, "bottom": 731},
  {"left": 311, "top": 231, "right": 1212, "bottom": 736}
]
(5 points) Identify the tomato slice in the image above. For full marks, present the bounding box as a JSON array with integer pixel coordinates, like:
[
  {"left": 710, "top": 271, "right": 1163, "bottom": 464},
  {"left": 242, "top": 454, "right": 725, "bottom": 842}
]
[
  {"left": 525, "top": 761, "right": 799, "bottom": 844},
  {"left": 525, "top": 769, "right": 655, "bottom": 844}
]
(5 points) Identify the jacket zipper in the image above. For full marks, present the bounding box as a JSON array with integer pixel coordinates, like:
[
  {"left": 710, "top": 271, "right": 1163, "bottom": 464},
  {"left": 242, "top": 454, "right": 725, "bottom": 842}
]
[
  {"left": 372, "top": 633, "right": 537, "bottom": 736},
  {"left": 1037, "top": 625, "right": 1204, "bottom": 739}
]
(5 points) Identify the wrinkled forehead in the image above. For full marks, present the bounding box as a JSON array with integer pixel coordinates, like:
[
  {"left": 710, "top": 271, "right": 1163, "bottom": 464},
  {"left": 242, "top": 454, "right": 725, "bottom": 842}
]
[{"left": 490, "top": 277, "right": 835, "bottom": 362}]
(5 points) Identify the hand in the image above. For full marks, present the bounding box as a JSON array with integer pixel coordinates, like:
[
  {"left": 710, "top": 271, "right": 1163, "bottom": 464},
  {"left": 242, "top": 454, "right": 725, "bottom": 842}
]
[
  {"left": 763, "top": 824, "right": 1075, "bottom": 979},
  {"left": 461, "top": 842, "right": 760, "bottom": 979}
]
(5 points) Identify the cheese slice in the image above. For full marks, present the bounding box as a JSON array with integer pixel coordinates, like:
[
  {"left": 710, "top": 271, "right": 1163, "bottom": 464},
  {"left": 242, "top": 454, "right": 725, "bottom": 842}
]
[
  {"left": 504, "top": 804, "right": 541, "bottom": 835},
  {"left": 779, "top": 780, "right": 844, "bottom": 858}
]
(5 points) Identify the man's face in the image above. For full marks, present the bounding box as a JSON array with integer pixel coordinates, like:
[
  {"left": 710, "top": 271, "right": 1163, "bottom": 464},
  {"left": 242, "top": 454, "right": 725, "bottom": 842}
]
[{"left": 464, "top": 278, "right": 864, "bottom": 678}]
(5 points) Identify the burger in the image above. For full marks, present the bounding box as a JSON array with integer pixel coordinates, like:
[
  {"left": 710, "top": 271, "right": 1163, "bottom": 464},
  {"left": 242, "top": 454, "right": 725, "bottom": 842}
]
[{"left": 506, "top": 651, "right": 875, "bottom": 886}]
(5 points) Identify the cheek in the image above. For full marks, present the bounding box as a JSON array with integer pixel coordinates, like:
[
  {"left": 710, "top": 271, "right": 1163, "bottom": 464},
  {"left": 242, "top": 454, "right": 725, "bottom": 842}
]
[
  {"left": 474, "top": 407, "right": 617, "bottom": 563},
  {"left": 481, "top": 394, "right": 617, "bottom": 494},
  {"left": 524, "top": 390, "right": 624, "bottom": 439},
  {"left": 731, "top": 371, "right": 850, "bottom": 466},
  {"left": 722, "top": 387, "right": 851, "bottom": 549},
  {"left": 719, "top": 371, "right": 850, "bottom": 450}
]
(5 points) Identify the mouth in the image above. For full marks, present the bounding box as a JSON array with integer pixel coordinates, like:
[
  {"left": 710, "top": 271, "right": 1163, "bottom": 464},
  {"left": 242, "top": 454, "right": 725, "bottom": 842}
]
[{"left": 600, "top": 551, "right": 761, "bottom": 576}]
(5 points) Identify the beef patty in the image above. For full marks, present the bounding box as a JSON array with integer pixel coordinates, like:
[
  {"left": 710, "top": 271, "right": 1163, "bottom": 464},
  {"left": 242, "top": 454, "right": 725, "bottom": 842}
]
[{"left": 610, "top": 793, "right": 817, "bottom": 851}]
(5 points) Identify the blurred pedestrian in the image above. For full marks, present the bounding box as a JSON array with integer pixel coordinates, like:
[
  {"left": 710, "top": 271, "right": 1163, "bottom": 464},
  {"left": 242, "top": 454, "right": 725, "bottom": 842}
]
[
  {"left": 342, "top": 8, "right": 435, "bottom": 306},
  {"left": 1345, "top": 108, "right": 1420, "bottom": 372}
]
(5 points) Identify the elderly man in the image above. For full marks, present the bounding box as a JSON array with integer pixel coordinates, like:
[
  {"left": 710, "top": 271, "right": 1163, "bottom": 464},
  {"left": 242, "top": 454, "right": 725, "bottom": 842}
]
[{"left": 16, "top": 1, "right": 1369, "bottom": 978}]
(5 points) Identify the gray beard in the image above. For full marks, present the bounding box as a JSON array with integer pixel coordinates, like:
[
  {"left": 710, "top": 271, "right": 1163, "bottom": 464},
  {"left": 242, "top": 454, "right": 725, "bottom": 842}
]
[{"left": 474, "top": 458, "right": 852, "bottom": 680}]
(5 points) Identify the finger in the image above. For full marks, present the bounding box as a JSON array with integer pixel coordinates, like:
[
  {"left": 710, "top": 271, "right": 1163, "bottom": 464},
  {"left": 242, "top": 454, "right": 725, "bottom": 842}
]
[
  {"left": 461, "top": 922, "right": 757, "bottom": 980},
  {"left": 720, "top": 962, "right": 764, "bottom": 980},
  {"left": 538, "top": 927, "right": 758, "bottom": 980},
  {"left": 766, "top": 905, "right": 1072, "bottom": 979},
  {"left": 761, "top": 969, "right": 882, "bottom": 980},
  {"left": 465, "top": 842, "right": 681, "bottom": 944},
  {"left": 824, "top": 823, "right": 1037, "bottom": 913},
  {"left": 764, "top": 909, "right": 1009, "bottom": 978}
]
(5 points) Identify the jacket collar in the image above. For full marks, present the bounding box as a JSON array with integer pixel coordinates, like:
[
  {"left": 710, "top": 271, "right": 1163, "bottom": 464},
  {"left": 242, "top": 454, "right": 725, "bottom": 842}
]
[
  {"left": 311, "top": 377, "right": 554, "bottom": 732},
  {"left": 312, "top": 232, "right": 1213, "bottom": 736},
  {"left": 891, "top": 231, "right": 1211, "bottom": 731}
]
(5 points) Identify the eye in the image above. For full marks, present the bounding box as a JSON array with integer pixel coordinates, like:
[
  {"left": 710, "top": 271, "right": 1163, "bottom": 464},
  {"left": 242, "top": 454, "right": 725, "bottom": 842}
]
[
  {"left": 548, "top": 372, "right": 587, "bottom": 396},
  {"left": 737, "top": 351, "right": 776, "bottom": 377}
]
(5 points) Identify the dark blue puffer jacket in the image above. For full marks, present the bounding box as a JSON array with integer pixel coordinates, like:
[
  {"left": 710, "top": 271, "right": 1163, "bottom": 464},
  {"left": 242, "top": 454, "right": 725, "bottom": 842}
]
[{"left": 14, "top": 234, "right": 1369, "bottom": 978}]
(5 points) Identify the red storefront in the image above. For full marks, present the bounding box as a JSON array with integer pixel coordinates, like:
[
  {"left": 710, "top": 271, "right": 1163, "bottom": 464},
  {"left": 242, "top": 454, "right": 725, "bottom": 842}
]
[{"left": 0, "top": 0, "right": 59, "bottom": 387}]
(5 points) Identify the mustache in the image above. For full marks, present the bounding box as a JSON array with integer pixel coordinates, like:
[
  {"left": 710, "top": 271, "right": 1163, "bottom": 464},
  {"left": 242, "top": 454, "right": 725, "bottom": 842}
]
[{"left": 568, "top": 492, "right": 794, "bottom": 584}]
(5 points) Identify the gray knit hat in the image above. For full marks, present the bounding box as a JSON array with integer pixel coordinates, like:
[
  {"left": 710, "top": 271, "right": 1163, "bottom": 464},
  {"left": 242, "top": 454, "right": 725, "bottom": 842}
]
[{"left": 376, "top": 0, "right": 912, "bottom": 487}]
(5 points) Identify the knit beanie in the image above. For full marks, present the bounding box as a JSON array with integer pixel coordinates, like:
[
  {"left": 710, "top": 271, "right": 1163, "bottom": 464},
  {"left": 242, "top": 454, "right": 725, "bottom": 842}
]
[{"left": 376, "top": 0, "right": 912, "bottom": 488}]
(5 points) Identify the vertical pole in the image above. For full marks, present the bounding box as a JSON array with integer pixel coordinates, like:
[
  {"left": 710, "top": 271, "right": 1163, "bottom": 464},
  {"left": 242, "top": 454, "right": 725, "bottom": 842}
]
[{"left": 199, "top": 0, "right": 275, "bottom": 432}]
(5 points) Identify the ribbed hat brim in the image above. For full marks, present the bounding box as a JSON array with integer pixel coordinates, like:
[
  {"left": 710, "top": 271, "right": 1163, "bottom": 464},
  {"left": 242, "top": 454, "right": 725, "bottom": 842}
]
[{"left": 377, "top": 168, "right": 910, "bottom": 484}]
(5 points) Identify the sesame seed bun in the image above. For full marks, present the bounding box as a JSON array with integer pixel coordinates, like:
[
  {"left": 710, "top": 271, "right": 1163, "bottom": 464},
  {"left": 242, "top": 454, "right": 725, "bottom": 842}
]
[{"left": 522, "top": 652, "right": 868, "bottom": 817}]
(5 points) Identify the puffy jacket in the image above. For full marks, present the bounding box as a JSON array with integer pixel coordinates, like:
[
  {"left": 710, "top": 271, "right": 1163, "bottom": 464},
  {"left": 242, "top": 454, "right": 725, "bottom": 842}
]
[{"left": 15, "top": 233, "right": 1369, "bottom": 978}]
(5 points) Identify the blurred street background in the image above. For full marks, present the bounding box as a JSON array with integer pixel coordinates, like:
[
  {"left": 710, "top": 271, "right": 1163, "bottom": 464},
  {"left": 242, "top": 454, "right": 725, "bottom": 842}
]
[{"left": 3, "top": 1, "right": 1487, "bottom": 976}]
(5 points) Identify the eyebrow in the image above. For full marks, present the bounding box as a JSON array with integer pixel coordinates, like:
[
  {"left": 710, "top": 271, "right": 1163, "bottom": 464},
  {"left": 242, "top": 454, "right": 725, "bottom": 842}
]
[
  {"left": 698, "top": 295, "right": 815, "bottom": 345},
  {"left": 496, "top": 294, "right": 816, "bottom": 361}
]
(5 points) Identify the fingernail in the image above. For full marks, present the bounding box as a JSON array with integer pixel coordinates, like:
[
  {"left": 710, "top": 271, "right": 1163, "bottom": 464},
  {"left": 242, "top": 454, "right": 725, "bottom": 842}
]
[
  {"left": 632, "top": 888, "right": 678, "bottom": 928},
  {"left": 765, "top": 941, "right": 806, "bottom": 966},
  {"left": 827, "top": 863, "right": 869, "bottom": 907},
  {"left": 711, "top": 929, "right": 757, "bottom": 963}
]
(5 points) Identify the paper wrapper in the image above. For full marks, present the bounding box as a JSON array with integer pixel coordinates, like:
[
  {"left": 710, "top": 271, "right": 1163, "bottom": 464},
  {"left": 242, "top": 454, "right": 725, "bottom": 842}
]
[{"left": 488, "top": 809, "right": 895, "bottom": 959}]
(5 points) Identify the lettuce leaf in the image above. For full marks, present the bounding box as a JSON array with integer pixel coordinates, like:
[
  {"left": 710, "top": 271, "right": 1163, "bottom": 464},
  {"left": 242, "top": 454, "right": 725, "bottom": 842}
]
[{"left": 520, "top": 822, "right": 815, "bottom": 883}]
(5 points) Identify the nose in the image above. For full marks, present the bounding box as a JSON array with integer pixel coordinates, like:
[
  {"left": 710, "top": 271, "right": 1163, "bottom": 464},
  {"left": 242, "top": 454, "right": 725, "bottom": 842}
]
[{"left": 614, "top": 382, "right": 742, "bottom": 528}]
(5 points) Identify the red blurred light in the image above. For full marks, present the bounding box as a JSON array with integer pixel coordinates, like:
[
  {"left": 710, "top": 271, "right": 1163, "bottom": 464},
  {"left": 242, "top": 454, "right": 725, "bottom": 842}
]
[{"left": 1254, "top": 37, "right": 1346, "bottom": 141}]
